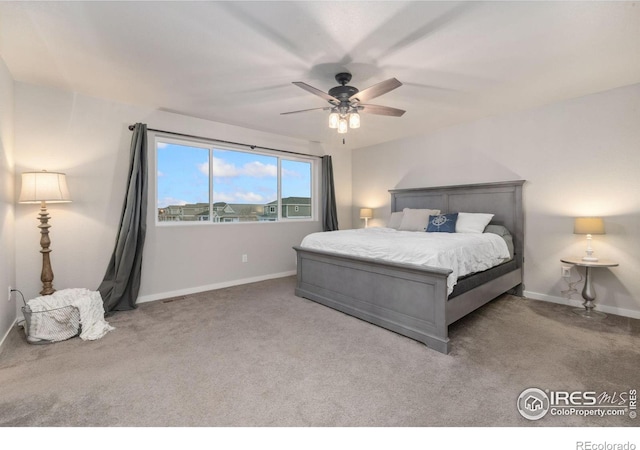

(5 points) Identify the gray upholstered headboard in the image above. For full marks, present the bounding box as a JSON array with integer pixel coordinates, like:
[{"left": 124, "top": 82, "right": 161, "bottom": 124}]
[{"left": 389, "top": 180, "right": 525, "bottom": 269}]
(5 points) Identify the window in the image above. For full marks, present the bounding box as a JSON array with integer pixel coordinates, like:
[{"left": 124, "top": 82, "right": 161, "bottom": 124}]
[
  {"left": 157, "top": 142, "right": 209, "bottom": 222},
  {"left": 156, "top": 137, "right": 315, "bottom": 224}
]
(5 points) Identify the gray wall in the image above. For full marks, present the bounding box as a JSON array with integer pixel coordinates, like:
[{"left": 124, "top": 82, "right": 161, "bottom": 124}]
[
  {"left": 324, "top": 145, "right": 353, "bottom": 231},
  {"left": 0, "top": 58, "right": 16, "bottom": 347},
  {"left": 352, "top": 83, "right": 640, "bottom": 317},
  {"left": 12, "top": 82, "right": 327, "bottom": 305}
]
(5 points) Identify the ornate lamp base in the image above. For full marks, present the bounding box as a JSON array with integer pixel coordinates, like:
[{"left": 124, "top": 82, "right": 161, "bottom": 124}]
[{"left": 38, "top": 201, "right": 56, "bottom": 296}]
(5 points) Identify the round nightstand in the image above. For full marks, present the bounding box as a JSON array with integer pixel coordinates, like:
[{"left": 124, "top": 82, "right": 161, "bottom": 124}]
[{"left": 560, "top": 257, "right": 618, "bottom": 319}]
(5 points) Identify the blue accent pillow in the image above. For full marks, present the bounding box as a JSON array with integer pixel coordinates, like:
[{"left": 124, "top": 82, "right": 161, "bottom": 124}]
[{"left": 426, "top": 213, "right": 458, "bottom": 233}]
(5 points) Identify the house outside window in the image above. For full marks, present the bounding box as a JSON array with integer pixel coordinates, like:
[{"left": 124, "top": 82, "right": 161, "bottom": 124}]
[{"left": 156, "top": 137, "right": 315, "bottom": 224}]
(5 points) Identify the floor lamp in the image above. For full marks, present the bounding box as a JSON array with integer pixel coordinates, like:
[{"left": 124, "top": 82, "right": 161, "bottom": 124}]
[{"left": 19, "top": 170, "right": 72, "bottom": 295}]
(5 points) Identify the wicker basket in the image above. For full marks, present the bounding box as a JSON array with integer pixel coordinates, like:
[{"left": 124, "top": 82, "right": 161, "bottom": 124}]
[{"left": 21, "top": 304, "right": 81, "bottom": 345}]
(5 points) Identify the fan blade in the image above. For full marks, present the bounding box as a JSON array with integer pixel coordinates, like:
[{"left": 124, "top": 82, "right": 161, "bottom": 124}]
[
  {"left": 359, "top": 104, "right": 406, "bottom": 117},
  {"left": 280, "top": 107, "right": 331, "bottom": 115},
  {"left": 349, "top": 78, "right": 402, "bottom": 103},
  {"left": 292, "top": 82, "right": 340, "bottom": 104}
]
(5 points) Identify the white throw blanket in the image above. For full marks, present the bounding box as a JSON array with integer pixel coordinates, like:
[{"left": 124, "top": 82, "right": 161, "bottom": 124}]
[
  {"left": 301, "top": 227, "right": 511, "bottom": 295},
  {"left": 26, "top": 288, "right": 114, "bottom": 341}
]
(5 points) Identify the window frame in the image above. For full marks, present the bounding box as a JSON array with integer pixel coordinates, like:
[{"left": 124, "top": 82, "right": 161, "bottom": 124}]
[{"left": 153, "top": 134, "right": 318, "bottom": 226}]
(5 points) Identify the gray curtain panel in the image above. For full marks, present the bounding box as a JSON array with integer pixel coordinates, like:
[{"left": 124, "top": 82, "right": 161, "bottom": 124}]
[
  {"left": 322, "top": 155, "right": 339, "bottom": 231},
  {"left": 98, "top": 123, "right": 148, "bottom": 313}
]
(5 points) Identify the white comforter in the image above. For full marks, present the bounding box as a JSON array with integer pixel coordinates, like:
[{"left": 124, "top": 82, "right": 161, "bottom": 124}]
[
  {"left": 300, "top": 227, "right": 511, "bottom": 295},
  {"left": 27, "top": 288, "right": 114, "bottom": 341}
]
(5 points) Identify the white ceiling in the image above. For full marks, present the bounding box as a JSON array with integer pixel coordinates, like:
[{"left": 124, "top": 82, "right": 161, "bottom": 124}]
[{"left": 1, "top": 1, "right": 639, "bottom": 150}]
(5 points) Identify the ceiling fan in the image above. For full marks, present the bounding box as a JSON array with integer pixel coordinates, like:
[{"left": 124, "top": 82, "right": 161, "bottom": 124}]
[{"left": 281, "top": 73, "right": 405, "bottom": 134}]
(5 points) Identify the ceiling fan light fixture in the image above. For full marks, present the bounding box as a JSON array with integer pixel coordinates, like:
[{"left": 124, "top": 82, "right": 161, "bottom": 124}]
[
  {"left": 338, "top": 117, "right": 348, "bottom": 134},
  {"left": 349, "top": 112, "right": 360, "bottom": 129},
  {"left": 285, "top": 73, "right": 404, "bottom": 135},
  {"left": 328, "top": 112, "right": 339, "bottom": 129}
]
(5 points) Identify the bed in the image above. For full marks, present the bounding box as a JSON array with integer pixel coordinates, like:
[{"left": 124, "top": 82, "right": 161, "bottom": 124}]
[{"left": 293, "top": 180, "right": 525, "bottom": 354}]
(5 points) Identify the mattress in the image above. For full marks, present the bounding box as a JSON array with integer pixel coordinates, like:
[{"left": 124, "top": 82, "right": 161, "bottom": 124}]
[{"left": 300, "top": 227, "right": 511, "bottom": 295}]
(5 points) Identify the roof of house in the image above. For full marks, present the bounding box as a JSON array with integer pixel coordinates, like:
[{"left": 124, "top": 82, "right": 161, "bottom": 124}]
[{"left": 265, "top": 197, "right": 311, "bottom": 206}]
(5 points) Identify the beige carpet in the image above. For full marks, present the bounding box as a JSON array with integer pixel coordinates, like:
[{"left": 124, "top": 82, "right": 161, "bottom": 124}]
[{"left": 0, "top": 276, "right": 638, "bottom": 427}]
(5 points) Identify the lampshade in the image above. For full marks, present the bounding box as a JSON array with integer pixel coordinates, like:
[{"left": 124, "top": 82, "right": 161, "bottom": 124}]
[
  {"left": 328, "top": 112, "right": 339, "bottom": 129},
  {"left": 337, "top": 117, "right": 348, "bottom": 134},
  {"left": 359, "top": 208, "right": 373, "bottom": 219},
  {"left": 19, "top": 171, "right": 72, "bottom": 204},
  {"left": 574, "top": 217, "right": 605, "bottom": 235},
  {"left": 349, "top": 112, "right": 360, "bottom": 129}
]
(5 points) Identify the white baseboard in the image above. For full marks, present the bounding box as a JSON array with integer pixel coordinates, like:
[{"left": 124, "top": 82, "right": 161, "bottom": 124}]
[
  {"left": 523, "top": 290, "right": 640, "bottom": 319},
  {"left": 137, "top": 270, "right": 297, "bottom": 305},
  {"left": 0, "top": 317, "right": 18, "bottom": 352}
]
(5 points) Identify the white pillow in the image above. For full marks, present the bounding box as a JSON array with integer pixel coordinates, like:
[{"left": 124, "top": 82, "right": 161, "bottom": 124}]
[
  {"left": 455, "top": 212, "right": 494, "bottom": 233},
  {"left": 398, "top": 208, "right": 441, "bottom": 232},
  {"left": 387, "top": 211, "right": 404, "bottom": 229}
]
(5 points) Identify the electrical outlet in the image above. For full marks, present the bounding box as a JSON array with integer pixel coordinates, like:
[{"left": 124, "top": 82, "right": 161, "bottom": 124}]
[
  {"left": 561, "top": 266, "right": 571, "bottom": 278},
  {"left": 242, "top": 254, "right": 248, "bottom": 263},
  {"left": 7, "top": 286, "right": 12, "bottom": 302}
]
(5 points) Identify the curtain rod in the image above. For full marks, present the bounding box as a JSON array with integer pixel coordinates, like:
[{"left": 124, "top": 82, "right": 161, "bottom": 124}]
[{"left": 128, "top": 124, "right": 321, "bottom": 159}]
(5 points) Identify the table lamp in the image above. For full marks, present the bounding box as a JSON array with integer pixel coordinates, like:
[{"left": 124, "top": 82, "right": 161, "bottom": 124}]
[
  {"left": 19, "top": 170, "right": 72, "bottom": 295},
  {"left": 360, "top": 208, "right": 373, "bottom": 228},
  {"left": 574, "top": 217, "right": 604, "bottom": 262}
]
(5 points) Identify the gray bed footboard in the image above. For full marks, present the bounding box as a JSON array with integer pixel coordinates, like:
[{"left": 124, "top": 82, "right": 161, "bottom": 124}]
[{"left": 294, "top": 247, "right": 452, "bottom": 354}]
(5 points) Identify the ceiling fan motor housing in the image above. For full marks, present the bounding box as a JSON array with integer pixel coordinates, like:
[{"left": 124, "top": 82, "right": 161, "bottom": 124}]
[
  {"left": 329, "top": 72, "right": 359, "bottom": 102},
  {"left": 328, "top": 85, "right": 359, "bottom": 100}
]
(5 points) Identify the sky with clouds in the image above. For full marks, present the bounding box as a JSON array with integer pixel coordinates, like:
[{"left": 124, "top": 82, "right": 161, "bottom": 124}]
[{"left": 157, "top": 142, "right": 311, "bottom": 208}]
